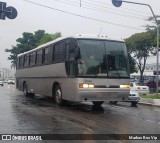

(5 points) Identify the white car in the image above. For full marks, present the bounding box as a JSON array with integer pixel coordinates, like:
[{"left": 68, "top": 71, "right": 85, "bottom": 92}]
[
  {"left": 130, "top": 82, "right": 149, "bottom": 95},
  {"left": 0, "top": 81, "right": 4, "bottom": 86},
  {"left": 128, "top": 90, "right": 140, "bottom": 102},
  {"left": 8, "top": 79, "right": 15, "bottom": 84},
  {"left": 109, "top": 90, "right": 140, "bottom": 106}
]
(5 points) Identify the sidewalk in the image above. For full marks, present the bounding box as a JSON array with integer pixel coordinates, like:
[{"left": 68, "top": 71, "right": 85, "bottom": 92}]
[{"left": 139, "top": 98, "right": 160, "bottom": 107}]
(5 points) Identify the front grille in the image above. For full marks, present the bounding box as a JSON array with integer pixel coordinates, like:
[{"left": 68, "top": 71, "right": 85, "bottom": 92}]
[
  {"left": 94, "top": 85, "right": 119, "bottom": 88},
  {"left": 109, "top": 85, "right": 120, "bottom": 88},
  {"left": 94, "top": 85, "right": 106, "bottom": 88}
]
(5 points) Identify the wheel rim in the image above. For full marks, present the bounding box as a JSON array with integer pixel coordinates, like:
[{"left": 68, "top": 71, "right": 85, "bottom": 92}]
[{"left": 55, "top": 89, "right": 62, "bottom": 103}]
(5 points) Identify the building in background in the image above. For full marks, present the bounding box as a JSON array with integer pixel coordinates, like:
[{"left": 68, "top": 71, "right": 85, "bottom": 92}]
[
  {"left": 0, "top": 68, "right": 14, "bottom": 80},
  {"left": 131, "top": 56, "right": 159, "bottom": 76},
  {"left": 144, "top": 63, "right": 160, "bottom": 76}
]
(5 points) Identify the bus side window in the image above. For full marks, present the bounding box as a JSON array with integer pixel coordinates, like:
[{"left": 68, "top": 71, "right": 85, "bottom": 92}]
[
  {"left": 36, "top": 49, "right": 43, "bottom": 65},
  {"left": 17, "top": 57, "right": 19, "bottom": 69},
  {"left": 23, "top": 54, "right": 29, "bottom": 67},
  {"left": 42, "top": 48, "right": 45, "bottom": 64},
  {"left": 21, "top": 56, "right": 24, "bottom": 68},
  {"left": 18, "top": 56, "right": 24, "bottom": 68},
  {"left": 66, "top": 39, "right": 77, "bottom": 76},
  {"left": 53, "top": 41, "right": 65, "bottom": 62},
  {"left": 44, "top": 47, "right": 49, "bottom": 64},
  {"left": 29, "top": 52, "right": 36, "bottom": 66}
]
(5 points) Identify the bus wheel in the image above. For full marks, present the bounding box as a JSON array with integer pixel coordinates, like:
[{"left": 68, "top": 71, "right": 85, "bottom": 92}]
[
  {"left": 23, "top": 83, "right": 29, "bottom": 96},
  {"left": 92, "top": 101, "right": 104, "bottom": 106},
  {"left": 29, "top": 93, "right": 35, "bottom": 98},
  {"left": 54, "top": 85, "right": 65, "bottom": 106},
  {"left": 131, "top": 101, "right": 138, "bottom": 107}
]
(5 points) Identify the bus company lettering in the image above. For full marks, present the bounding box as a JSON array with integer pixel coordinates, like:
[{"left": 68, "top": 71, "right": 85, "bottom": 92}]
[
  {"left": 28, "top": 136, "right": 42, "bottom": 140},
  {"left": 12, "top": 135, "right": 42, "bottom": 140},
  {"left": 129, "top": 136, "right": 142, "bottom": 140},
  {"left": 129, "top": 135, "right": 157, "bottom": 140}
]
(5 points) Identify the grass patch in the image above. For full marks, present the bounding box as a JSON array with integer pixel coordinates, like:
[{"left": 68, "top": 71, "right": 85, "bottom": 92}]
[{"left": 140, "top": 94, "right": 160, "bottom": 99}]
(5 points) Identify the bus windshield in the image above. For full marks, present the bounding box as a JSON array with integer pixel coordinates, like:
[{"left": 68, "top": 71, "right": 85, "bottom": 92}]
[{"left": 77, "top": 39, "right": 129, "bottom": 78}]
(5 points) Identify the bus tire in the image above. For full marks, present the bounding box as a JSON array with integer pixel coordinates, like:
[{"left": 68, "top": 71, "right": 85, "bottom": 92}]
[
  {"left": 131, "top": 101, "right": 138, "bottom": 107},
  {"left": 29, "top": 93, "right": 35, "bottom": 98},
  {"left": 54, "top": 85, "right": 65, "bottom": 106},
  {"left": 23, "top": 82, "right": 29, "bottom": 96},
  {"left": 92, "top": 101, "right": 104, "bottom": 106}
]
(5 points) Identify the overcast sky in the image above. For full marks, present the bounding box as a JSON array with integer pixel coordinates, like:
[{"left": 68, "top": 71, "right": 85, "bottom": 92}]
[{"left": 0, "top": 0, "right": 160, "bottom": 69}]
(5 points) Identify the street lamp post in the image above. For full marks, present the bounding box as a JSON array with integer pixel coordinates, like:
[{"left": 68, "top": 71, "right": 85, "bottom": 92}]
[
  {"left": 156, "top": 24, "right": 160, "bottom": 95},
  {"left": 112, "top": 0, "right": 159, "bottom": 95}
]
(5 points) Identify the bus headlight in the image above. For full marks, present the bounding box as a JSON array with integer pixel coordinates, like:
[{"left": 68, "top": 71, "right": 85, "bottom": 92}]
[
  {"left": 79, "top": 83, "right": 94, "bottom": 88},
  {"left": 120, "top": 84, "right": 130, "bottom": 88}
]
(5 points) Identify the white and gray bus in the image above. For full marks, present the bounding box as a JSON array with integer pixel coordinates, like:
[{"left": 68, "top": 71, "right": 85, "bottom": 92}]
[{"left": 16, "top": 35, "right": 130, "bottom": 106}]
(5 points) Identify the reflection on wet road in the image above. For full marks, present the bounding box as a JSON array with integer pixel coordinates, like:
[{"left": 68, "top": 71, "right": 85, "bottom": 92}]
[{"left": 0, "top": 84, "right": 160, "bottom": 143}]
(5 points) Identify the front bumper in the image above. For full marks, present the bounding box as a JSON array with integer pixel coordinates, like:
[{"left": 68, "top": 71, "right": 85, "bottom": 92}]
[{"left": 77, "top": 88, "right": 130, "bottom": 102}]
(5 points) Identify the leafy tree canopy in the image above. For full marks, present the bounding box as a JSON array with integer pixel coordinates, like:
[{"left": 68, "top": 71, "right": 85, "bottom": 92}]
[
  {"left": 5, "top": 30, "right": 61, "bottom": 67},
  {"left": 125, "top": 31, "right": 155, "bottom": 83},
  {"left": 145, "top": 15, "right": 160, "bottom": 31},
  {"left": 145, "top": 15, "right": 160, "bottom": 48}
]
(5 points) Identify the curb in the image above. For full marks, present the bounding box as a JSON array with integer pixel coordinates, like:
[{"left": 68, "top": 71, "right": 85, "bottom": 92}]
[{"left": 139, "top": 98, "right": 160, "bottom": 107}]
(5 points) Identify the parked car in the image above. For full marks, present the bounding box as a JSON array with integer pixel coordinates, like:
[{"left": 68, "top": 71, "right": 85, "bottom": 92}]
[
  {"left": 8, "top": 79, "right": 15, "bottom": 84},
  {"left": 4, "top": 80, "right": 9, "bottom": 83},
  {"left": 130, "top": 82, "right": 149, "bottom": 95},
  {"left": 0, "top": 80, "right": 4, "bottom": 86},
  {"left": 145, "top": 80, "right": 160, "bottom": 90},
  {"left": 128, "top": 90, "right": 140, "bottom": 104}
]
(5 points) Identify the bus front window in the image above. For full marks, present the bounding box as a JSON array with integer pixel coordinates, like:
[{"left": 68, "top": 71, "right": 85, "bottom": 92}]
[
  {"left": 105, "top": 41, "right": 129, "bottom": 77},
  {"left": 77, "top": 40, "right": 106, "bottom": 76},
  {"left": 77, "top": 39, "right": 129, "bottom": 77}
]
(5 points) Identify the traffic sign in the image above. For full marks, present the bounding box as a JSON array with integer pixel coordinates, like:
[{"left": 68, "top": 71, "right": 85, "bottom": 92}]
[
  {"left": 0, "top": 2, "right": 6, "bottom": 20},
  {"left": 0, "top": 2, "right": 17, "bottom": 20},
  {"left": 6, "top": 6, "right": 17, "bottom": 19},
  {"left": 112, "top": 0, "right": 122, "bottom": 7},
  {"left": 0, "top": 2, "right": 6, "bottom": 10}
]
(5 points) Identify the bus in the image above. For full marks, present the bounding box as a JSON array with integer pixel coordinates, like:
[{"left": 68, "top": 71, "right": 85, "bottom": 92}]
[{"left": 16, "top": 35, "right": 130, "bottom": 106}]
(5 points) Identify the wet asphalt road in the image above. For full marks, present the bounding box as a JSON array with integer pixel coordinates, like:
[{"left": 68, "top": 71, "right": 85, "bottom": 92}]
[{"left": 0, "top": 84, "right": 160, "bottom": 143}]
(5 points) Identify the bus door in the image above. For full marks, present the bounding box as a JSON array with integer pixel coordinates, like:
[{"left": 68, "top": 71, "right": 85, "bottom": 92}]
[{"left": 66, "top": 39, "right": 77, "bottom": 76}]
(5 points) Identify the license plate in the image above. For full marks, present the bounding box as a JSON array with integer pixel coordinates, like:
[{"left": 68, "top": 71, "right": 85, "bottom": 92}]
[{"left": 129, "top": 97, "right": 137, "bottom": 100}]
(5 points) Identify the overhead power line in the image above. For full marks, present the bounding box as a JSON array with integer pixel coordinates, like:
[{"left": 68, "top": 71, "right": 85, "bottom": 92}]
[
  {"left": 82, "top": 0, "right": 148, "bottom": 18},
  {"left": 23, "top": 0, "right": 144, "bottom": 30},
  {"left": 53, "top": 0, "right": 148, "bottom": 20},
  {"left": 84, "top": 0, "right": 151, "bottom": 15}
]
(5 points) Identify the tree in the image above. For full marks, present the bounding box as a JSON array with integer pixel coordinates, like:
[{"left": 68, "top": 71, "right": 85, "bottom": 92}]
[
  {"left": 39, "top": 32, "right": 61, "bottom": 45},
  {"left": 125, "top": 31, "right": 155, "bottom": 83},
  {"left": 145, "top": 15, "right": 160, "bottom": 31},
  {"left": 145, "top": 15, "right": 160, "bottom": 51},
  {"left": 5, "top": 30, "right": 61, "bottom": 68}
]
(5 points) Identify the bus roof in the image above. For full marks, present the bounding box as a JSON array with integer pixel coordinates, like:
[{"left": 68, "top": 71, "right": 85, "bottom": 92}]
[{"left": 17, "top": 35, "right": 125, "bottom": 57}]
